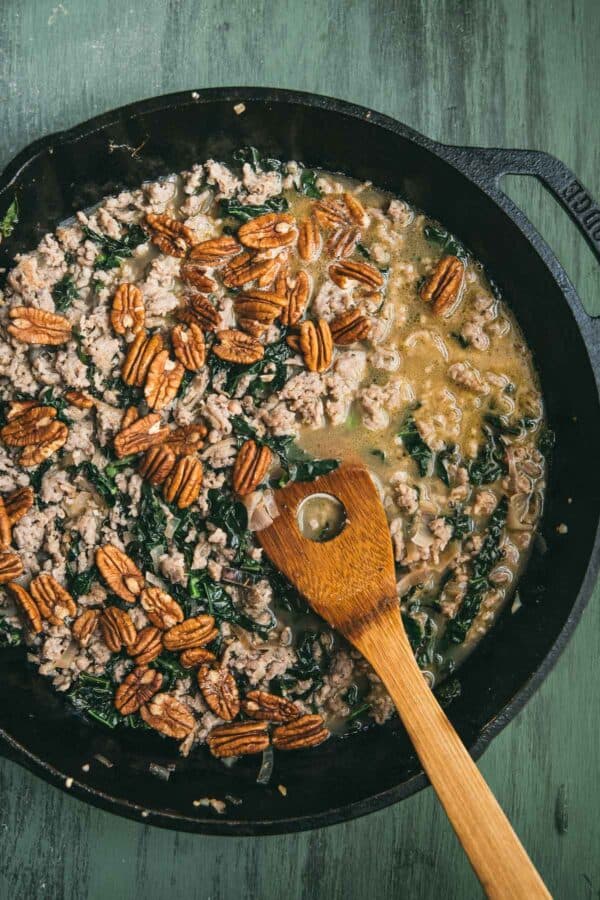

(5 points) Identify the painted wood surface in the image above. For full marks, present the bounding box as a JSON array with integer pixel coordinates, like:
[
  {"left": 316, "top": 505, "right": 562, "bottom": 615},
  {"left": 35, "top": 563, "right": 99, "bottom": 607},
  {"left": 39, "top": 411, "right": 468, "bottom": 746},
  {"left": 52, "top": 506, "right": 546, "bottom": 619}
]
[{"left": 0, "top": 1, "right": 599, "bottom": 897}]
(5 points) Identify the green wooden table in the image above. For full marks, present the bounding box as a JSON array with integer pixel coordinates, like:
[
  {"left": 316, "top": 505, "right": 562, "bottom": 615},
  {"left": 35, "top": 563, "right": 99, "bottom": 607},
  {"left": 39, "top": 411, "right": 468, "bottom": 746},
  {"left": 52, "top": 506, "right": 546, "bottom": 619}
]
[{"left": 1, "top": 1, "right": 599, "bottom": 897}]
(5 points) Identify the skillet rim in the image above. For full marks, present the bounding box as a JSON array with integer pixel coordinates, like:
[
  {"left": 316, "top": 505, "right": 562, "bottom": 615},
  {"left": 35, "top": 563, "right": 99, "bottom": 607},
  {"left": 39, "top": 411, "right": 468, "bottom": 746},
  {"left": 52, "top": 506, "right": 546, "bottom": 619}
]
[{"left": 0, "top": 85, "right": 599, "bottom": 835}]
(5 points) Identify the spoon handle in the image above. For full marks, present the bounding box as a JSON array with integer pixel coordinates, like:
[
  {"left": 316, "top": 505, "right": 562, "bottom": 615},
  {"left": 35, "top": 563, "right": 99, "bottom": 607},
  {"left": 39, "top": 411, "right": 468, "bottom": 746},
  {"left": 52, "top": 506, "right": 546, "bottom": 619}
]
[{"left": 355, "top": 608, "right": 552, "bottom": 900}]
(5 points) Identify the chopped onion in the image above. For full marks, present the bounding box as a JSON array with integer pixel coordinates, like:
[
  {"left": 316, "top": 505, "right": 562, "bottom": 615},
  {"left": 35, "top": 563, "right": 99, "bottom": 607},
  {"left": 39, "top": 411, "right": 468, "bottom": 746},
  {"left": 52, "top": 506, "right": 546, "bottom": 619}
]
[
  {"left": 245, "top": 490, "right": 280, "bottom": 532},
  {"left": 256, "top": 746, "right": 274, "bottom": 785}
]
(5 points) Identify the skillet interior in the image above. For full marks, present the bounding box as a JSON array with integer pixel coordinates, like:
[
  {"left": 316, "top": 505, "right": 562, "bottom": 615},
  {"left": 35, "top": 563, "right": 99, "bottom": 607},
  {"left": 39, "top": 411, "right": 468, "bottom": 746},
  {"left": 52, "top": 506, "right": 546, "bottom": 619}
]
[{"left": 0, "top": 89, "right": 599, "bottom": 834}]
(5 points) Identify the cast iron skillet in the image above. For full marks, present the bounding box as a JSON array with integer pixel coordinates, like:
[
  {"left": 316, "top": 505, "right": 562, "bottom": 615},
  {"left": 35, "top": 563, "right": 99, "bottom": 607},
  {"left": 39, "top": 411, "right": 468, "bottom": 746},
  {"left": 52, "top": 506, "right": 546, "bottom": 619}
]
[{"left": 0, "top": 87, "right": 599, "bottom": 835}]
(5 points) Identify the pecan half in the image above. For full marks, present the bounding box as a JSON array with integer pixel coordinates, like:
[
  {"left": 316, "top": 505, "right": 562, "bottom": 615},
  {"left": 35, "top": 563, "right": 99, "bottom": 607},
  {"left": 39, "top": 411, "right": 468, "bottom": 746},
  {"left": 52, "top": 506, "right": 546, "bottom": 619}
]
[
  {"left": 0, "top": 499, "right": 11, "bottom": 549},
  {"left": 313, "top": 199, "right": 350, "bottom": 229},
  {"left": 232, "top": 440, "right": 272, "bottom": 496},
  {"left": 7, "top": 582, "right": 42, "bottom": 633},
  {"left": 238, "top": 212, "right": 298, "bottom": 250},
  {"left": 180, "top": 267, "right": 217, "bottom": 293},
  {"left": 298, "top": 216, "right": 322, "bottom": 262},
  {"left": 299, "top": 318, "right": 333, "bottom": 372},
  {"left": 6, "top": 400, "right": 38, "bottom": 421},
  {"left": 121, "top": 406, "right": 139, "bottom": 430},
  {"left": 144, "top": 350, "right": 185, "bottom": 410},
  {"left": 241, "top": 690, "right": 301, "bottom": 723},
  {"left": 141, "top": 586, "right": 184, "bottom": 630},
  {"left": 139, "top": 444, "right": 176, "bottom": 486},
  {"left": 163, "top": 615, "right": 217, "bottom": 651},
  {"left": 222, "top": 252, "right": 280, "bottom": 289},
  {"left": 145, "top": 212, "right": 196, "bottom": 257},
  {"left": 96, "top": 544, "right": 144, "bottom": 603},
  {"left": 8, "top": 307, "right": 72, "bottom": 345},
  {"left": 165, "top": 423, "right": 207, "bottom": 455},
  {"left": 419, "top": 255, "right": 464, "bottom": 316},
  {"left": 4, "top": 486, "right": 34, "bottom": 525},
  {"left": 1, "top": 406, "right": 58, "bottom": 447},
  {"left": 100, "top": 606, "right": 137, "bottom": 652},
  {"left": 65, "top": 390, "right": 95, "bottom": 410},
  {"left": 237, "top": 318, "right": 268, "bottom": 338},
  {"left": 330, "top": 309, "right": 371, "bottom": 345},
  {"left": 234, "top": 290, "right": 287, "bottom": 326},
  {"left": 185, "top": 235, "right": 241, "bottom": 268},
  {"left": 121, "top": 330, "right": 164, "bottom": 386},
  {"left": 114, "top": 413, "right": 170, "bottom": 458},
  {"left": 286, "top": 332, "right": 301, "bottom": 352},
  {"left": 180, "top": 646, "right": 217, "bottom": 668},
  {"left": 272, "top": 714, "right": 330, "bottom": 750},
  {"left": 207, "top": 721, "right": 269, "bottom": 758},
  {"left": 171, "top": 322, "right": 206, "bottom": 371},
  {"left": 343, "top": 191, "right": 369, "bottom": 227},
  {"left": 326, "top": 226, "right": 359, "bottom": 259},
  {"left": 0, "top": 551, "right": 24, "bottom": 584},
  {"left": 329, "top": 259, "right": 384, "bottom": 290},
  {"left": 178, "top": 299, "right": 221, "bottom": 335},
  {"left": 129, "top": 625, "right": 163, "bottom": 665},
  {"left": 19, "top": 422, "right": 68, "bottom": 467},
  {"left": 140, "top": 693, "right": 195, "bottom": 739},
  {"left": 281, "top": 270, "right": 311, "bottom": 326},
  {"left": 111, "top": 283, "right": 145, "bottom": 335},
  {"left": 72, "top": 609, "right": 100, "bottom": 647},
  {"left": 197, "top": 665, "right": 240, "bottom": 721},
  {"left": 115, "top": 666, "right": 163, "bottom": 715},
  {"left": 162, "top": 454, "right": 203, "bottom": 509},
  {"left": 29, "top": 574, "right": 77, "bottom": 625},
  {"left": 213, "top": 329, "right": 264, "bottom": 364}
]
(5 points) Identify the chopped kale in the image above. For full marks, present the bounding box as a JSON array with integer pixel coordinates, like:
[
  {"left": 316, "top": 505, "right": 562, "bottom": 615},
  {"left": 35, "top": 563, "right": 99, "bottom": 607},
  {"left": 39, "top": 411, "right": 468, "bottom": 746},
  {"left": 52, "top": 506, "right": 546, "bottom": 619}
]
[
  {"left": 398, "top": 414, "right": 433, "bottom": 477},
  {"left": 207, "top": 487, "right": 249, "bottom": 556},
  {"left": 445, "top": 505, "right": 474, "bottom": 540},
  {"left": 356, "top": 243, "right": 371, "bottom": 260},
  {"left": 103, "top": 375, "right": 142, "bottom": 406},
  {"left": 184, "top": 568, "right": 271, "bottom": 636},
  {"left": 403, "top": 612, "right": 437, "bottom": 669},
  {"left": 423, "top": 223, "right": 468, "bottom": 261},
  {"left": 435, "top": 444, "right": 460, "bottom": 486},
  {"left": 65, "top": 533, "right": 98, "bottom": 598},
  {"left": 28, "top": 459, "right": 53, "bottom": 493},
  {"left": 0, "top": 617, "right": 23, "bottom": 648},
  {"left": 104, "top": 455, "right": 136, "bottom": 478},
  {"left": 445, "top": 496, "right": 509, "bottom": 644},
  {"left": 230, "top": 415, "right": 338, "bottom": 484},
  {"left": 151, "top": 652, "right": 188, "bottom": 690},
  {"left": 178, "top": 370, "right": 194, "bottom": 398},
  {"left": 232, "top": 146, "right": 283, "bottom": 172},
  {"left": 209, "top": 335, "right": 293, "bottom": 398},
  {"left": 287, "top": 630, "right": 329, "bottom": 694},
  {"left": 67, "top": 672, "right": 120, "bottom": 728},
  {"left": 450, "top": 331, "right": 469, "bottom": 349},
  {"left": 299, "top": 169, "right": 321, "bottom": 199},
  {"left": 469, "top": 423, "right": 507, "bottom": 485},
  {"left": 39, "top": 386, "right": 71, "bottom": 423},
  {"left": 127, "top": 483, "right": 167, "bottom": 574},
  {"left": 0, "top": 197, "right": 18, "bottom": 239},
  {"left": 52, "top": 274, "right": 79, "bottom": 312},
  {"left": 264, "top": 561, "right": 311, "bottom": 615},
  {"left": 219, "top": 196, "right": 289, "bottom": 223},
  {"left": 70, "top": 461, "right": 121, "bottom": 507},
  {"left": 82, "top": 223, "right": 147, "bottom": 270}
]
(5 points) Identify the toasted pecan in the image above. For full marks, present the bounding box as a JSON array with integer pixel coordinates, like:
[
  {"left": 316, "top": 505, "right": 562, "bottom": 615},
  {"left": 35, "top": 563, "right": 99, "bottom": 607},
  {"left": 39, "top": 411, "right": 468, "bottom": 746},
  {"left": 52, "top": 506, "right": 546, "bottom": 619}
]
[
  {"left": 164, "top": 423, "right": 207, "bottom": 455},
  {"left": 184, "top": 235, "right": 241, "bottom": 268},
  {"left": 65, "top": 390, "right": 95, "bottom": 410},
  {"left": 222, "top": 252, "right": 280, "bottom": 289},
  {"left": 419, "top": 254, "right": 464, "bottom": 316},
  {"left": 329, "top": 259, "right": 384, "bottom": 290},
  {"left": 213, "top": 329, "right": 264, "bottom": 365},
  {"left": 178, "top": 294, "right": 222, "bottom": 332},
  {"left": 100, "top": 606, "right": 137, "bottom": 652},
  {"left": 114, "top": 413, "right": 170, "bottom": 458},
  {"left": 0, "top": 498, "right": 11, "bottom": 549},
  {"left": 71, "top": 609, "right": 100, "bottom": 647},
  {"left": 29, "top": 574, "right": 77, "bottom": 625},
  {"left": 144, "top": 350, "right": 185, "bottom": 410},
  {"left": 121, "top": 330, "right": 164, "bottom": 386},
  {"left": 140, "top": 586, "right": 184, "bottom": 631},
  {"left": 163, "top": 615, "right": 217, "bottom": 651},
  {"left": 111, "top": 283, "right": 145, "bottom": 335},
  {"left": 234, "top": 290, "right": 287, "bottom": 326},
  {"left": 0, "top": 552, "right": 24, "bottom": 584},
  {"left": 298, "top": 216, "right": 322, "bottom": 262},
  {"left": 313, "top": 199, "right": 350, "bottom": 229},
  {"left": 299, "top": 318, "right": 333, "bottom": 372},
  {"left": 140, "top": 692, "right": 195, "bottom": 739},
  {"left": 138, "top": 444, "right": 176, "bottom": 486},
  {"left": 1, "top": 406, "right": 58, "bottom": 447},
  {"left": 162, "top": 454, "right": 203, "bottom": 509},
  {"left": 272, "top": 714, "right": 330, "bottom": 750},
  {"left": 19, "top": 421, "right": 68, "bottom": 467},
  {"left": 96, "top": 544, "right": 144, "bottom": 603},
  {"left": 241, "top": 690, "right": 301, "bottom": 723},
  {"left": 281, "top": 270, "right": 311, "bottom": 327},
  {"left": 207, "top": 721, "right": 269, "bottom": 758},
  {"left": 179, "top": 647, "right": 217, "bottom": 669},
  {"left": 329, "top": 308, "right": 371, "bottom": 345},
  {"left": 129, "top": 625, "right": 163, "bottom": 665},
  {"left": 197, "top": 665, "right": 240, "bottom": 721},
  {"left": 7, "top": 582, "right": 42, "bottom": 633},
  {"left": 4, "top": 486, "right": 34, "bottom": 525},
  {"left": 8, "top": 307, "right": 71, "bottom": 345},
  {"left": 238, "top": 212, "right": 298, "bottom": 250},
  {"left": 326, "top": 226, "right": 359, "bottom": 259},
  {"left": 232, "top": 440, "right": 273, "bottom": 496},
  {"left": 121, "top": 406, "right": 140, "bottom": 431},
  {"left": 171, "top": 322, "right": 206, "bottom": 371},
  {"left": 343, "top": 191, "right": 369, "bottom": 227},
  {"left": 115, "top": 666, "right": 163, "bottom": 716},
  {"left": 145, "top": 212, "right": 196, "bottom": 257}
]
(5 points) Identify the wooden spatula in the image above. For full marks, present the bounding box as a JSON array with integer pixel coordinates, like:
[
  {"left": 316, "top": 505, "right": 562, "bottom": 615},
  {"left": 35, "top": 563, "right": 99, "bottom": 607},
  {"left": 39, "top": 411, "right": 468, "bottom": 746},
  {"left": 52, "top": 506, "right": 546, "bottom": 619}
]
[{"left": 258, "top": 461, "right": 551, "bottom": 899}]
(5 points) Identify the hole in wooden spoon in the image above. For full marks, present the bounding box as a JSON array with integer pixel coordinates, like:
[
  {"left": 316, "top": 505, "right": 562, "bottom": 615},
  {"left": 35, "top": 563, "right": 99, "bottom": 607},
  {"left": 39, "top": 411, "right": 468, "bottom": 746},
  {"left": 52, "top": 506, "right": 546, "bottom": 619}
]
[{"left": 297, "top": 493, "right": 347, "bottom": 542}]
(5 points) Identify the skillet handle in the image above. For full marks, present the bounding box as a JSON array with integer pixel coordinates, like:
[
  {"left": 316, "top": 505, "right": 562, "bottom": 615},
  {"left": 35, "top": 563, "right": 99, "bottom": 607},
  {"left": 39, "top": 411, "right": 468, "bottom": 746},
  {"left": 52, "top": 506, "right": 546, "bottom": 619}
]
[{"left": 447, "top": 147, "right": 600, "bottom": 268}]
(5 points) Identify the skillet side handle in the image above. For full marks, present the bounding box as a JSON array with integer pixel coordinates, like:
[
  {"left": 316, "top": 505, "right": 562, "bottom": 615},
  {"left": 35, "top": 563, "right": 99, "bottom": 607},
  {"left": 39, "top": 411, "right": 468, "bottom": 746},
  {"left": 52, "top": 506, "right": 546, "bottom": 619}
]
[{"left": 450, "top": 147, "right": 600, "bottom": 268}]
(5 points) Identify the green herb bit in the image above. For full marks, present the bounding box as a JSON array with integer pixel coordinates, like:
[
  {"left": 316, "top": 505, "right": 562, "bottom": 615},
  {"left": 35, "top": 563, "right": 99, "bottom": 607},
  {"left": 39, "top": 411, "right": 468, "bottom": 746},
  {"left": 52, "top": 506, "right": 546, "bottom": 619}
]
[
  {"left": 0, "top": 197, "right": 19, "bottom": 239},
  {"left": 70, "top": 461, "right": 120, "bottom": 507},
  {"left": 469, "top": 423, "right": 507, "bottom": 485},
  {"left": 82, "top": 223, "right": 147, "bottom": 271},
  {"left": 151, "top": 652, "right": 188, "bottom": 690},
  {"left": 346, "top": 702, "right": 372, "bottom": 724},
  {"left": 184, "top": 568, "right": 271, "bottom": 637},
  {"left": 219, "top": 196, "right": 289, "bottom": 223},
  {"left": 356, "top": 243, "right": 371, "bottom": 260},
  {"left": 52, "top": 274, "right": 79, "bottom": 312},
  {"left": 28, "top": 458, "right": 53, "bottom": 493},
  {"left": 0, "top": 616, "right": 23, "bottom": 648},
  {"left": 445, "top": 505, "right": 474, "bottom": 539},
  {"left": 370, "top": 449, "right": 386, "bottom": 462},
  {"left": 445, "top": 496, "right": 509, "bottom": 644},
  {"left": 232, "top": 147, "right": 282, "bottom": 173},
  {"left": 299, "top": 169, "right": 321, "bottom": 199},
  {"left": 398, "top": 414, "right": 433, "bottom": 477},
  {"left": 423, "top": 223, "right": 468, "bottom": 261},
  {"left": 66, "top": 672, "right": 120, "bottom": 728}
]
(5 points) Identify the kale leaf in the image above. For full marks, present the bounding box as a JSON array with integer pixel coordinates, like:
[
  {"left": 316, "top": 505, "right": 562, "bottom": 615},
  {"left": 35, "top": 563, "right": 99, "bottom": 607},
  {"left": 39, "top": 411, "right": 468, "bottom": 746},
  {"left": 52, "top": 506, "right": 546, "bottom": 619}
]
[
  {"left": 52, "top": 274, "right": 79, "bottom": 312},
  {"left": 445, "top": 496, "right": 508, "bottom": 644},
  {"left": 0, "top": 197, "right": 18, "bottom": 238},
  {"left": 469, "top": 423, "right": 507, "bottom": 485},
  {"left": 184, "top": 568, "right": 272, "bottom": 637},
  {"left": 70, "top": 461, "right": 121, "bottom": 507},
  {"left": 0, "top": 617, "right": 23, "bottom": 648},
  {"left": 232, "top": 146, "right": 283, "bottom": 172},
  {"left": 444, "top": 505, "right": 474, "bottom": 540},
  {"left": 398, "top": 414, "right": 433, "bottom": 477},
  {"left": 299, "top": 169, "right": 321, "bottom": 199},
  {"left": 219, "top": 197, "right": 289, "bottom": 223},
  {"left": 127, "top": 483, "right": 167, "bottom": 573},
  {"left": 209, "top": 336, "right": 293, "bottom": 397},
  {"left": 66, "top": 672, "right": 120, "bottom": 728},
  {"left": 82, "top": 223, "right": 147, "bottom": 270},
  {"left": 65, "top": 533, "right": 98, "bottom": 598},
  {"left": 230, "top": 416, "right": 339, "bottom": 484},
  {"left": 423, "top": 223, "right": 467, "bottom": 261}
]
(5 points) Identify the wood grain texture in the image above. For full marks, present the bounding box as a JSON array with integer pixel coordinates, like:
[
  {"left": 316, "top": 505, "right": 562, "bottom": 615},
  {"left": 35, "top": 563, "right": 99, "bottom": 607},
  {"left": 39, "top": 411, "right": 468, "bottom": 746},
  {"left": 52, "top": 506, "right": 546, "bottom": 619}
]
[{"left": 0, "top": 0, "right": 599, "bottom": 898}]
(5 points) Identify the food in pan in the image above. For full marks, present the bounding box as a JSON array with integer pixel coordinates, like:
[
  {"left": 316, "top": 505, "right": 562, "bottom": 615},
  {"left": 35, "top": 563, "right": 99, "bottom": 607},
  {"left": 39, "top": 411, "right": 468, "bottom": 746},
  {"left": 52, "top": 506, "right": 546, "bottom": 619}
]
[{"left": 0, "top": 148, "right": 548, "bottom": 756}]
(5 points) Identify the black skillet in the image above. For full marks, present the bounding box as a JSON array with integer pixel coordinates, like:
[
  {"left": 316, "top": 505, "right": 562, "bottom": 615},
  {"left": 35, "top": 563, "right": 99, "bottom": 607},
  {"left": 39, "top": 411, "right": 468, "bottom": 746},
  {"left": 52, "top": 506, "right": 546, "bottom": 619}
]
[{"left": 0, "top": 87, "right": 599, "bottom": 835}]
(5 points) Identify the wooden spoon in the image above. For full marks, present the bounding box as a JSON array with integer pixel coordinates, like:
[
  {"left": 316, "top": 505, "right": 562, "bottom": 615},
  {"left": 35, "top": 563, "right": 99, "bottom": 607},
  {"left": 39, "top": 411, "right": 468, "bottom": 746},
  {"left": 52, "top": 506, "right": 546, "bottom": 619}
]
[{"left": 258, "top": 461, "right": 551, "bottom": 899}]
